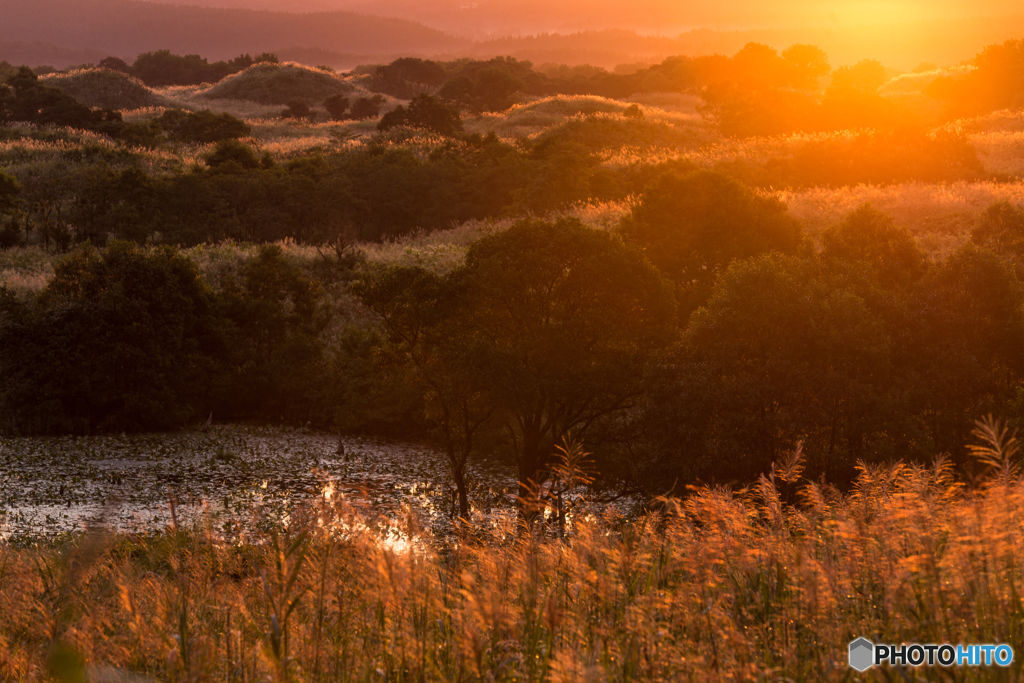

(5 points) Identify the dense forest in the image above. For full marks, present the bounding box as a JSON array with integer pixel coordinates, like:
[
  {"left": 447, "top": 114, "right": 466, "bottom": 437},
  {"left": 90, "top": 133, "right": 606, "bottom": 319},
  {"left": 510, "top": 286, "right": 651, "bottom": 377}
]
[{"left": 4, "top": 37, "right": 1024, "bottom": 510}]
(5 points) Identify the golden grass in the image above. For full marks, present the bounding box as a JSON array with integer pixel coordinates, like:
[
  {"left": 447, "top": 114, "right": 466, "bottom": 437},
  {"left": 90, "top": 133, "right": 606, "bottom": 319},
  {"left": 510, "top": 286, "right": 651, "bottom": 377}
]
[
  {"left": 879, "top": 65, "right": 975, "bottom": 96},
  {"left": 466, "top": 95, "right": 704, "bottom": 140},
  {"left": 2, "top": 423, "right": 1024, "bottom": 682},
  {"left": 604, "top": 129, "right": 859, "bottom": 170},
  {"left": 0, "top": 245, "right": 55, "bottom": 299},
  {"left": 776, "top": 180, "right": 1024, "bottom": 257},
  {"left": 41, "top": 68, "right": 165, "bottom": 111},
  {"left": 969, "top": 131, "right": 1024, "bottom": 176},
  {"left": 199, "top": 62, "right": 355, "bottom": 106}
]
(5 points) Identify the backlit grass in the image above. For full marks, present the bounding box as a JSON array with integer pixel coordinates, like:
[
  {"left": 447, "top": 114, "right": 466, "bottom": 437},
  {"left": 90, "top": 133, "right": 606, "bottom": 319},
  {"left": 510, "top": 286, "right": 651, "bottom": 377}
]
[{"left": 2, "top": 420, "right": 1023, "bottom": 682}]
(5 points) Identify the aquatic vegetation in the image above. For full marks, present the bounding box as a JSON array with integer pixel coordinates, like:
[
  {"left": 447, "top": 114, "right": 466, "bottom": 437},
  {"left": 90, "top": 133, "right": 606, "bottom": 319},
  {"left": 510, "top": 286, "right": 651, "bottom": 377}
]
[{"left": 0, "top": 425, "right": 516, "bottom": 542}]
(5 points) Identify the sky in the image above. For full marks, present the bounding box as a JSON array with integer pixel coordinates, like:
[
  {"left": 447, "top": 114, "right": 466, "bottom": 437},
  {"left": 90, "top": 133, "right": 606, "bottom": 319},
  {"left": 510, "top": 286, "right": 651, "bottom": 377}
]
[
  {"left": 155, "top": 0, "right": 1024, "bottom": 35},
  {"left": 5, "top": 0, "right": 1024, "bottom": 70}
]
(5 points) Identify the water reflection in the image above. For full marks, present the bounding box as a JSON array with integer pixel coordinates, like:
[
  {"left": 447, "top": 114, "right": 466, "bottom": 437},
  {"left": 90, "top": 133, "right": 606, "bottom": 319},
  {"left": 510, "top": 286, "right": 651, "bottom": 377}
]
[{"left": 0, "top": 425, "right": 518, "bottom": 543}]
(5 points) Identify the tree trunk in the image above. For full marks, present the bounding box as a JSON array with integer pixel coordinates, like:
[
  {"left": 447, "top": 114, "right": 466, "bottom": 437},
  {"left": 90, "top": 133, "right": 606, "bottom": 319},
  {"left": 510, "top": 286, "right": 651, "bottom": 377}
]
[
  {"left": 517, "top": 427, "right": 545, "bottom": 519},
  {"left": 453, "top": 463, "right": 469, "bottom": 519}
]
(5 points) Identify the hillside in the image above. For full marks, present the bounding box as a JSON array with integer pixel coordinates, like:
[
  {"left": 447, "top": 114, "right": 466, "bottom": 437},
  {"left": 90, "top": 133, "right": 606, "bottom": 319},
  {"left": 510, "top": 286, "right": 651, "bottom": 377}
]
[
  {"left": 0, "top": 40, "right": 108, "bottom": 69},
  {"left": 0, "top": 0, "right": 466, "bottom": 62}
]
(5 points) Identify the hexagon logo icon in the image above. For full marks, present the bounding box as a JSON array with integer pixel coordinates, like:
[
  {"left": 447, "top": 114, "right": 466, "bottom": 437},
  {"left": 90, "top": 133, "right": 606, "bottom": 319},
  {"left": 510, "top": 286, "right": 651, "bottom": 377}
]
[{"left": 849, "top": 637, "right": 875, "bottom": 672}]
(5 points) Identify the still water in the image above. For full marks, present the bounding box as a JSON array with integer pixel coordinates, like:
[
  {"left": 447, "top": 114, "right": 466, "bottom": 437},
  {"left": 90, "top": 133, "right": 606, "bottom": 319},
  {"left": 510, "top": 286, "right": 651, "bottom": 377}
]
[{"left": 0, "top": 425, "right": 519, "bottom": 542}]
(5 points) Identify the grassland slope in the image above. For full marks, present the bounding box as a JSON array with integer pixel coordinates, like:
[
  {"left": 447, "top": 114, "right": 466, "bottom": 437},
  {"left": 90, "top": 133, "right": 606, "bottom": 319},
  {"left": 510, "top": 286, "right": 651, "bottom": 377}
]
[
  {"left": 41, "top": 68, "right": 163, "bottom": 110},
  {"left": 200, "top": 62, "right": 353, "bottom": 105}
]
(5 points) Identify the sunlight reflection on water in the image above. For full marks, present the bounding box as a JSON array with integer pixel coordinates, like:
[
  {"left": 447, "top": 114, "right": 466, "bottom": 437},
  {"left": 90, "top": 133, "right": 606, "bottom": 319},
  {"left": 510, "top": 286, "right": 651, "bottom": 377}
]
[{"left": 0, "top": 425, "right": 518, "bottom": 544}]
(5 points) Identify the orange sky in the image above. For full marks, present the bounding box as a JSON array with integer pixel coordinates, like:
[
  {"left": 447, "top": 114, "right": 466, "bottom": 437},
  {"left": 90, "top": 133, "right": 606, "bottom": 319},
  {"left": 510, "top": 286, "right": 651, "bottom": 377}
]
[{"left": 187, "top": 0, "right": 1024, "bottom": 31}]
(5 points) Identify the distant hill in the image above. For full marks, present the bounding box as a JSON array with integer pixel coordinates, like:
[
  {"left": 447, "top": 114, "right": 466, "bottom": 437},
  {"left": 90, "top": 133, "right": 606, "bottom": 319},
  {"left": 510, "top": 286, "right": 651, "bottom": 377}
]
[
  {"left": 5, "top": 0, "right": 1024, "bottom": 76},
  {"left": 153, "top": 0, "right": 1024, "bottom": 41},
  {"left": 0, "top": 40, "right": 108, "bottom": 69},
  {"left": 455, "top": 18, "right": 1024, "bottom": 71},
  {"left": 0, "top": 0, "right": 466, "bottom": 62}
]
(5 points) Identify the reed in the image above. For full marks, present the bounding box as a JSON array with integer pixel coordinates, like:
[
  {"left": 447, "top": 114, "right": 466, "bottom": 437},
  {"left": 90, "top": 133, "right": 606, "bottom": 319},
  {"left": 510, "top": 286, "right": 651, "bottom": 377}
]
[{"left": 2, "top": 420, "right": 1024, "bottom": 681}]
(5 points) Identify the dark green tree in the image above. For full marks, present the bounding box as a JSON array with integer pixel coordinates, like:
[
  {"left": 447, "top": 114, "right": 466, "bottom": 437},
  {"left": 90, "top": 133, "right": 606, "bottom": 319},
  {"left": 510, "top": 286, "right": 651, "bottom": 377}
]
[
  {"left": 972, "top": 201, "right": 1024, "bottom": 264},
  {"left": 456, "top": 218, "right": 676, "bottom": 509},
  {"left": 821, "top": 204, "right": 928, "bottom": 290},
  {"left": 217, "top": 245, "right": 331, "bottom": 422},
  {"left": 377, "top": 94, "right": 463, "bottom": 136},
  {"left": 324, "top": 94, "right": 350, "bottom": 121},
  {"left": 0, "top": 169, "right": 21, "bottom": 248},
  {"left": 0, "top": 242, "right": 226, "bottom": 433},
  {"left": 354, "top": 265, "right": 493, "bottom": 518},
  {"left": 652, "top": 253, "right": 891, "bottom": 485},
  {"left": 620, "top": 169, "right": 803, "bottom": 316}
]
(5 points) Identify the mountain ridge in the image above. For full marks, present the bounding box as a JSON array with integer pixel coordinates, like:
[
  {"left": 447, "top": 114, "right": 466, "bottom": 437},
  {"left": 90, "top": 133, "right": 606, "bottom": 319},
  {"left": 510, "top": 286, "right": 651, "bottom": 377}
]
[{"left": 0, "top": 0, "right": 467, "bottom": 61}]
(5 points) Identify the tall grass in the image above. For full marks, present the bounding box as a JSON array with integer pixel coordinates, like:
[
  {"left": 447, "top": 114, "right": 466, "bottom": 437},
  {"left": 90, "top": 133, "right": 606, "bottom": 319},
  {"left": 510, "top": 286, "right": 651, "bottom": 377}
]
[
  {"left": 777, "top": 180, "right": 1024, "bottom": 257},
  {"left": 2, "top": 421, "right": 1024, "bottom": 681}
]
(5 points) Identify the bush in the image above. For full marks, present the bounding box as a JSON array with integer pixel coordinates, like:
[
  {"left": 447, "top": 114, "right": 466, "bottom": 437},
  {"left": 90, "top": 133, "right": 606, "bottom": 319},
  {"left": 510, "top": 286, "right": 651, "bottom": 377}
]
[
  {"left": 204, "top": 139, "right": 260, "bottom": 170},
  {"left": 377, "top": 94, "right": 463, "bottom": 136},
  {"left": 159, "top": 108, "right": 251, "bottom": 143},
  {"left": 350, "top": 95, "right": 385, "bottom": 119},
  {"left": 324, "top": 94, "right": 349, "bottom": 120}
]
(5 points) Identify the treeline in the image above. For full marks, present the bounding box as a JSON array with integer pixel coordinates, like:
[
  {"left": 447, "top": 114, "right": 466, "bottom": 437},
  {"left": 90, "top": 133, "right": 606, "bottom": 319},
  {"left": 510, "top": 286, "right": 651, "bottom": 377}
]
[
  {"left": 5, "top": 174, "right": 1024, "bottom": 506},
  {"left": 333, "top": 190, "right": 1024, "bottom": 505},
  {"left": 0, "top": 67, "right": 124, "bottom": 137},
  {"left": 0, "top": 241, "right": 397, "bottom": 435},
  {"left": 0, "top": 66, "right": 252, "bottom": 148},
  {"left": 366, "top": 47, "right": 829, "bottom": 110},
  {"left": 0, "top": 124, "right": 984, "bottom": 251},
  {"left": 363, "top": 37, "right": 1024, "bottom": 137},
  {"left": 927, "top": 39, "right": 1024, "bottom": 116},
  {"left": 97, "top": 50, "right": 280, "bottom": 87}
]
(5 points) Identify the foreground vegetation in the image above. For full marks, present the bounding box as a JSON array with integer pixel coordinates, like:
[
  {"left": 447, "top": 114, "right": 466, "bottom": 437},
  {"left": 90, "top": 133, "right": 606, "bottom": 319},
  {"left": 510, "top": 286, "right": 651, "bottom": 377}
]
[{"left": 1, "top": 422, "right": 1022, "bottom": 682}]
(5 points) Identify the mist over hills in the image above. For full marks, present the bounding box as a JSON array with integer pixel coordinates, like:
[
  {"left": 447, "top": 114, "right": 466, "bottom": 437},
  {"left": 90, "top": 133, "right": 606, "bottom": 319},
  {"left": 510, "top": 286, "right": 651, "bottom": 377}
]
[
  {"left": 0, "top": 41, "right": 108, "bottom": 68},
  {"left": 148, "top": 0, "right": 1024, "bottom": 36},
  {"left": 0, "top": 0, "right": 466, "bottom": 63},
  {"left": 3, "top": 0, "right": 1024, "bottom": 73}
]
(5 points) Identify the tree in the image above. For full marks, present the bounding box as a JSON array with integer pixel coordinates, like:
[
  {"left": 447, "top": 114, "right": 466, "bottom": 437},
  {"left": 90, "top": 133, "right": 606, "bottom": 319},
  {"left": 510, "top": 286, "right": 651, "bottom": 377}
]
[
  {"left": 658, "top": 253, "right": 891, "bottom": 485},
  {"left": 98, "top": 56, "right": 131, "bottom": 73},
  {"left": 204, "top": 140, "right": 260, "bottom": 170},
  {"left": 620, "top": 169, "right": 803, "bottom": 316},
  {"left": 1, "top": 67, "right": 124, "bottom": 137},
  {"left": 371, "top": 58, "right": 446, "bottom": 98},
  {"left": 0, "top": 242, "right": 226, "bottom": 433},
  {"left": 354, "top": 265, "right": 493, "bottom": 518},
  {"left": 357, "top": 218, "right": 676, "bottom": 515},
  {"left": 159, "top": 109, "right": 251, "bottom": 143},
  {"left": 829, "top": 59, "right": 888, "bottom": 95},
  {"left": 904, "top": 244, "right": 1024, "bottom": 459},
  {"left": 972, "top": 201, "right": 1024, "bottom": 264},
  {"left": 282, "top": 100, "right": 312, "bottom": 120},
  {"left": 349, "top": 96, "right": 385, "bottom": 120},
  {"left": 324, "top": 94, "right": 349, "bottom": 121},
  {"left": 217, "top": 245, "right": 331, "bottom": 422},
  {"left": 0, "top": 169, "right": 19, "bottom": 214},
  {"left": 781, "top": 44, "right": 830, "bottom": 90},
  {"left": 456, "top": 218, "right": 676, "bottom": 510},
  {"left": 821, "top": 204, "right": 928, "bottom": 290},
  {"left": 0, "top": 170, "right": 21, "bottom": 249},
  {"left": 377, "top": 94, "right": 463, "bottom": 136},
  {"left": 731, "top": 43, "right": 786, "bottom": 89}
]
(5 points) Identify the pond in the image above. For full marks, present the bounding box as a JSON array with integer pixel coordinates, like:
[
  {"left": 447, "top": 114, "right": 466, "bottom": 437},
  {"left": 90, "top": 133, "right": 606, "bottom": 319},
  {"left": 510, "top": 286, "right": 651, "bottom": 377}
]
[{"left": 0, "top": 425, "right": 520, "bottom": 543}]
